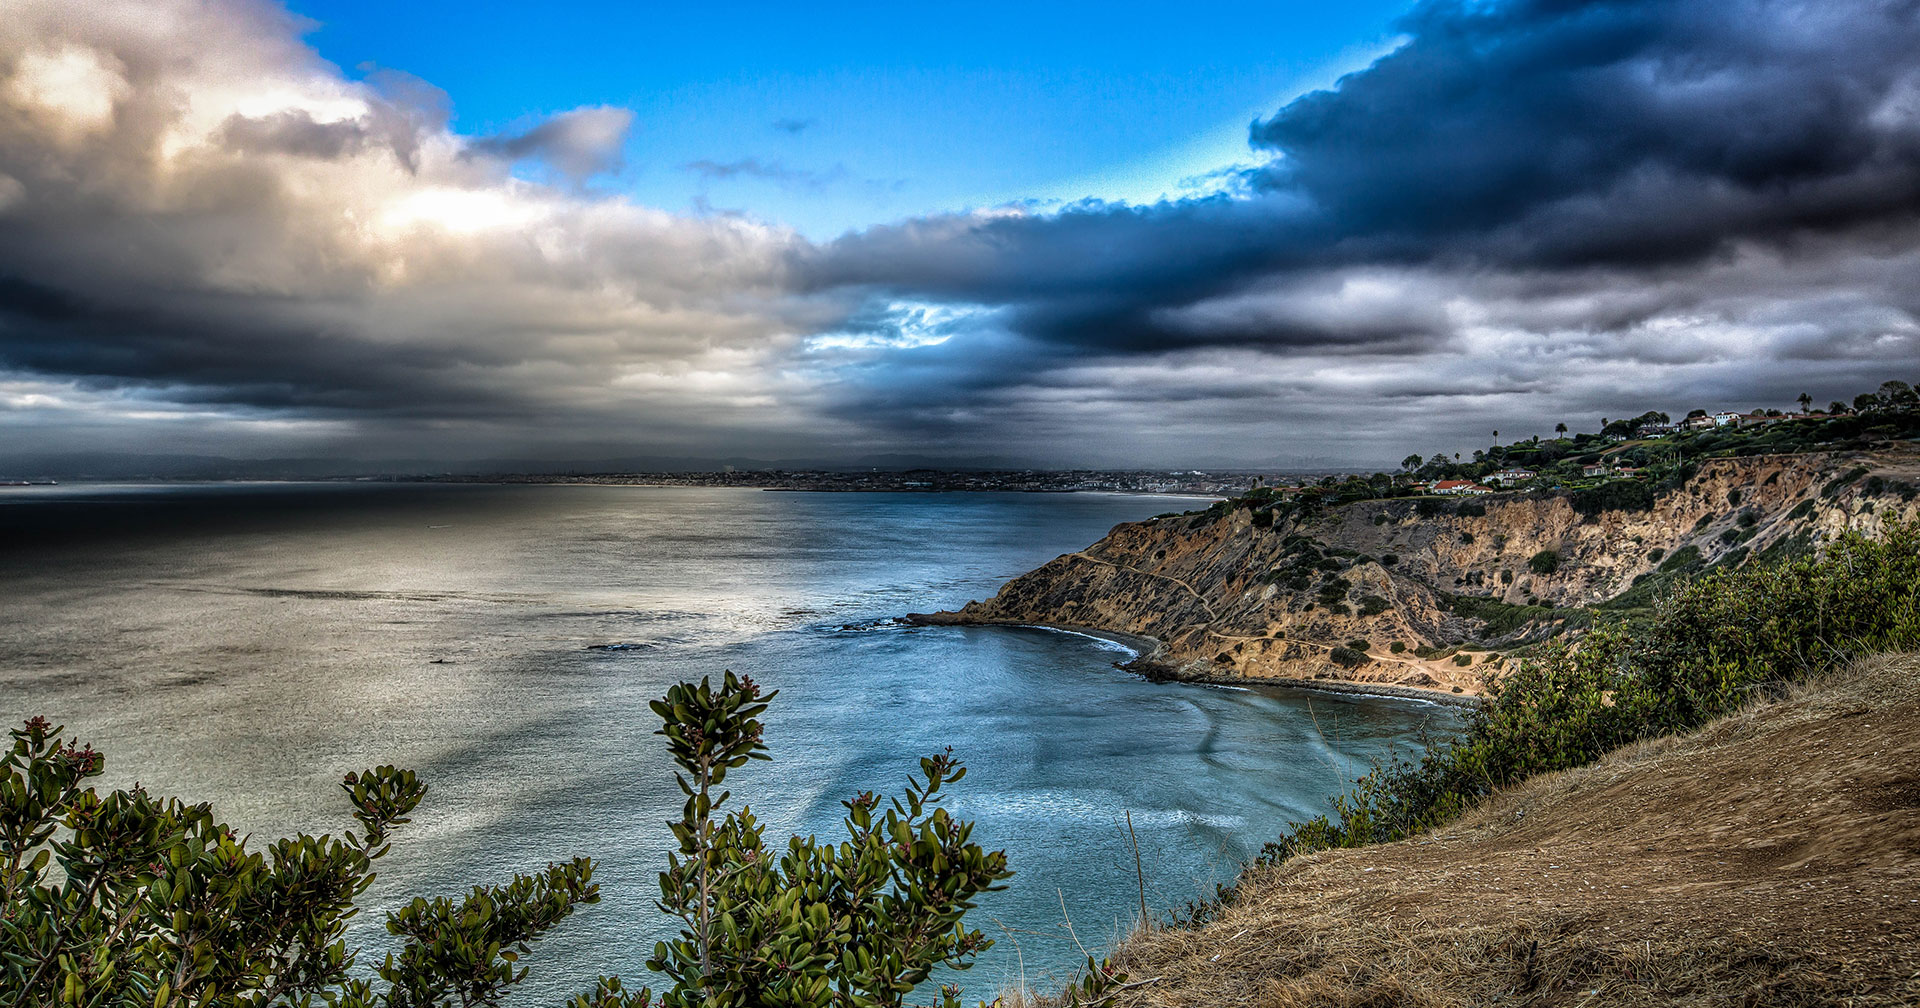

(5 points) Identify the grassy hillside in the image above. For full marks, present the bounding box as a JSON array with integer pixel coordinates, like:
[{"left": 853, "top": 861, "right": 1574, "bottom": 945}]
[{"left": 1103, "top": 652, "right": 1920, "bottom": 1007}]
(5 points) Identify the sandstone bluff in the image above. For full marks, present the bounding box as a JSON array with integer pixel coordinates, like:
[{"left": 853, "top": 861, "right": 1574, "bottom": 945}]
[{"left": 913, "top": 448, "right": 1920, "bottom": 700}]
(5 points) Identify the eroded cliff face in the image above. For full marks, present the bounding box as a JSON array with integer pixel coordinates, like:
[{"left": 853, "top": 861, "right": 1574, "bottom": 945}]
[{"left": 922, "top": 448, "right": 1920, "bottom": 697}]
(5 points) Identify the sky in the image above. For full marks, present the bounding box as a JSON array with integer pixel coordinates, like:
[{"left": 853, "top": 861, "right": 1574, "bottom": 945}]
[{"left": 3, "top": 0, "right": 1920, "bottom": 473}]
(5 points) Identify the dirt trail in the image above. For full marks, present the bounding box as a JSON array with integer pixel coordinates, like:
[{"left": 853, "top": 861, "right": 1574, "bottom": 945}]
[
  {"left": 1105, "top": 653, "right": 1920, "bottom": 1007},
  {"left": 1066, "top": 550, "right": 1221, "bottom": 623}
]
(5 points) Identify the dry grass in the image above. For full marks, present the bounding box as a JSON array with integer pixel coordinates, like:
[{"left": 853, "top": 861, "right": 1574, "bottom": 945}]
[{"left": 1058, "top": 654, "right": 1920, "bottom": 1008}]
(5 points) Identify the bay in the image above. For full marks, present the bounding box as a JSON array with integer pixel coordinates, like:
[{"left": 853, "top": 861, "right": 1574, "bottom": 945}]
[{"left": 0, "top": 483, "right": 1457, "bottom": 1000}]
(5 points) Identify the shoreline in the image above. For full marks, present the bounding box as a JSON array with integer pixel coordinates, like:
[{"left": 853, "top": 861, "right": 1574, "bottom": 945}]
[{"left": 901, "top": 613, "right": 1483, "bottom": 709}]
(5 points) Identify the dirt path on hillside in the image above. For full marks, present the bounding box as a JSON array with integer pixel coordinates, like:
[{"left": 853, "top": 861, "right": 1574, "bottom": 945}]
[
  {"left": 1066, "top": 550, "right": 1222, "bottom": 623},
  {"left": 1102, "top": 653, "right": 1920, "bottom": 1007}
]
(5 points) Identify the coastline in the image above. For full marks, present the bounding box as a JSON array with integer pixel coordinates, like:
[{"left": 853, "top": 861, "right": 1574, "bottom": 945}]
[{"left": 901, "top": 612, "right": 1483, "bottom": 709}]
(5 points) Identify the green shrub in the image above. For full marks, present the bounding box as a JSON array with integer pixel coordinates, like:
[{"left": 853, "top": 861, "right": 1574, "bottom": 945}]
[
  {"left": 1659, "top": 544, "right": 1703, "bottom": 572},
  {"left": 1528, "top": 549, "right": 1560, "bottom": 574},
  {"left": 1570, "top": 479, "right": 1657, "bottom": 519},
  {"left": 644, "top": 672, "right": 1044, "bottom": 1008},
  {"left": 0, "top": 727, "right": 600, "bottom": 1008},
  {"left": 1458, "top": 531, "right": 1475, "bottom": 545},
  {"left": 1451, "top": 653, "right": 1473, "bottom": 667},
  {"left": 3, "top": 673, "right": 1081, "bottom": 1008},
  {"left": 1329, "top": 647, "right": 1368, "bottom": 669},
  {"left": 1389, "top": 641, "right": 1406, "bottom": 654},
  {"left": 1647, "top": 547, "right": 1665, "bottom": 563},
  {"left": 1380, "top": 553, "right": 1398, "bottom": 566},
  {"left": 1346, "top": 639, "right": 1370, "bottom": 651}
]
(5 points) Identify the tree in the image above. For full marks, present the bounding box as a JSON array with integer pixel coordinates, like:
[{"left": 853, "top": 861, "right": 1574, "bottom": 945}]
[
  {"left": 0, "top": 719, "right": 600, "bottom": 1008},
  {"left": 1554, "top": 422, "right": 1568, "bottom": 435},
  {"left": 1880, "top": 380, "right": 1915, "bottom": 404},
  {"left": 6, "top": 681, "right": 1115, "bottom": 1008},
  {"left": 1830, "top": 401, "right": 1849, "bottom": 415},
  {"left": 1685, "top": 408, "right": 1707, "bottom": 419},
  {"left": 1400, "top": 454, "right": 1424, "bottom": 472},
  {"left": 643, "top": 672, "right": 1120, "bottom": 1008},
  {"left": 1797, "top": 392, "right": 1813, "bottom": 413}
]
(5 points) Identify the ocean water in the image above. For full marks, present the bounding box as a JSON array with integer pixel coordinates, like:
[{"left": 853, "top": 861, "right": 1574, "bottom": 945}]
[{"left": 0, "top": 483, "right": 1458, "bottom": 1000}]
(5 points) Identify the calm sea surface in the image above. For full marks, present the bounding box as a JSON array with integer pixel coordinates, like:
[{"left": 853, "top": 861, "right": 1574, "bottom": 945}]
[{"left": 0, "top": 483, "right": 1457, "bottom": 1000}]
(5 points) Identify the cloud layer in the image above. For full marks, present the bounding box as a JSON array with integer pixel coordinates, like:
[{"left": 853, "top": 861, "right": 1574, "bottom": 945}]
[{"left": 3, "top": 0, "right": 1919, "bottom": 469}]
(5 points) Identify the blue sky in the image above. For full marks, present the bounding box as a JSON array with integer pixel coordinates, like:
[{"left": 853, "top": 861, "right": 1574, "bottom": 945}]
[{"left": 290, "top": 0, "right": 1411, "bottom": 237}]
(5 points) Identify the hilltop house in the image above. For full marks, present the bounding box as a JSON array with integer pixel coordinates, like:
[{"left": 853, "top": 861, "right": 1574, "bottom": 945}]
[
  {"left": 1432, "top": 479, "right": 1493, "bottom": 495},
  {"left": 1485, "top": 468, "right": 1537, "bottom": 485}
]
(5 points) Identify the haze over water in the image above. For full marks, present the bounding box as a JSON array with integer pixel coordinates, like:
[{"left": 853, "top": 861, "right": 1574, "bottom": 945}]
[{"left": 0, "top": 483, "right": 1455, "bottom": 999}]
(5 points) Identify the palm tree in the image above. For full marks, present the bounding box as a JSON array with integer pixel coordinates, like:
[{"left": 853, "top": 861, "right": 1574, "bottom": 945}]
[
  {"left": 1797, "top": 392, "right": 1813, "bottom": 413},
  {"left": 1554, "top": 422, "right": 1568, "bottom": 435}
]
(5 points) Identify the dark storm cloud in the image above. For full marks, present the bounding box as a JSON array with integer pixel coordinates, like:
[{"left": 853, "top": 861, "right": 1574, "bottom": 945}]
[
  {"left": 792, "top": 0, "right": 1920, "bottom": 460},
  {"left": 810, "top": 0, "right": 1920, "bottom": 339}
]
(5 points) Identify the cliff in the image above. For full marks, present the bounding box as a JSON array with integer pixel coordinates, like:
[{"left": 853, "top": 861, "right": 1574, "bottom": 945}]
[
  {"left": 1098, "top": 652, "right": 1920, "bottom": 1007},
  {"left": 917, "top": 447, "right": 1920, "bottom": 698}
]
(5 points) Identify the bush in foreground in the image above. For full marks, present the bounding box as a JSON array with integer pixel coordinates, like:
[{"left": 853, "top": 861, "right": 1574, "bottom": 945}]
[
  {"left": 3, "top": 671, "right": 1122, "bottom": 1007},
  {"left": 0, "top": 722, "right": 600, "bottom": 1007}
]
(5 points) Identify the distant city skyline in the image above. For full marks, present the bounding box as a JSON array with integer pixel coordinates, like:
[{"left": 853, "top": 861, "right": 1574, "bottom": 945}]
[{"left": 3, "top": 0, "right": 1918, "bottom": 472}]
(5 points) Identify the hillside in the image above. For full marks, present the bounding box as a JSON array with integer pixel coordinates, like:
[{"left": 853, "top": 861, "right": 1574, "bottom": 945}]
[
  {"left": 1099, "top": 652, "right": 1920, "bottom": 1007},
  {"left": 916, "top": 446, "right": 1920, "bottom": 698}
]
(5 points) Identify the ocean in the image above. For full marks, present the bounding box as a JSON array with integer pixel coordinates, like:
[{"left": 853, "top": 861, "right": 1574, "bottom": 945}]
[{"left": 0, "top": 482, "right": 1457, "bottom": 1000}]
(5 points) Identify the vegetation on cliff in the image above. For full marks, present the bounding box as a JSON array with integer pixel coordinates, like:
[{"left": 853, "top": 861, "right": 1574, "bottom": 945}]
[{"left": 1185, "top": 521, "right": 1920, "bottom": 919}]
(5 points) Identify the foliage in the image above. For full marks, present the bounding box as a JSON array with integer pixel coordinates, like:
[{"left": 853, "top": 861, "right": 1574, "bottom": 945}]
[
  {"left": 642, "top": 671, "right": 1121, "bottom": 1008},
  {"left": 1527, "top": 550, "right": 1560, "bottom": 574},
  {"left": 1569, "top": 479, "right": 1657, "bottom": 519},
  {"left": 1243, "top": 523, "right": 1920, "bottom": 878},
  {"left": 3, "top": 668, "right": 1127, "bottom": 1008},
  {"left": 0, "top": 725, "right": 600, "bottom": 1008},
  {"left": 1328, "top": 647, "right": 1367, "bottom": 669}
]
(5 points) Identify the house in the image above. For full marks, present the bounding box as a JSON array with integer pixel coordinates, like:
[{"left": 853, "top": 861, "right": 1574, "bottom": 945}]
[
  {"left": 1485, "top": 468, "right": 1537, "bottom": 485},
  {"left": 1635, "top": 423, "right": 1678, "bottom": 437},
  {"left": 1711, "top": 411, "right": 1743, "bottom": 427},
  {"left": 1683, "top": 414, "right": 1718, "bottom": 430},
  {"left": 1432, "top": 479, "right": 1492, "bottom": 495}
]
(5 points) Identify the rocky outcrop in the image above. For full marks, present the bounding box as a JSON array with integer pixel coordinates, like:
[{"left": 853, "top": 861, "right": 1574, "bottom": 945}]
[{"left": 917, "top": 448, "right": 1920, "bottom": 698}]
